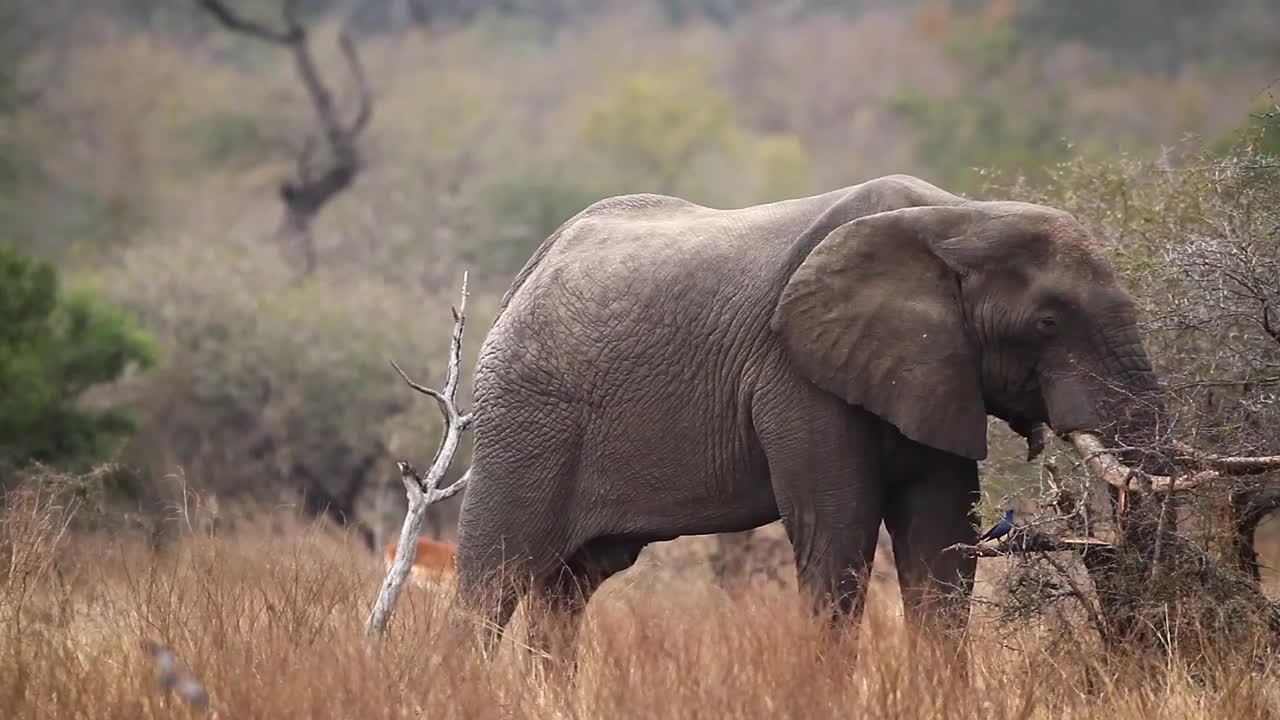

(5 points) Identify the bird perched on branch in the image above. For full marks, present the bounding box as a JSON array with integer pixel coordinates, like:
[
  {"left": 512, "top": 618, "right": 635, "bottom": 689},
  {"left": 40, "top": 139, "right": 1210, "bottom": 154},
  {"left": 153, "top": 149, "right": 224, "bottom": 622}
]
[{"left": 978, "top": 508, "right": 1015, "bottom": 543}]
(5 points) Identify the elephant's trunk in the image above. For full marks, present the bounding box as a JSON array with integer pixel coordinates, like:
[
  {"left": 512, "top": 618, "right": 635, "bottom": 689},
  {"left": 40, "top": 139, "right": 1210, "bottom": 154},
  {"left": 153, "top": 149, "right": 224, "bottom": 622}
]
[
  {"left": 1066, "top": 322, "right": 1280, "bottom": 488},
  {"left": 1044, "top": 322, "right": 1170, "bottom": 470}
]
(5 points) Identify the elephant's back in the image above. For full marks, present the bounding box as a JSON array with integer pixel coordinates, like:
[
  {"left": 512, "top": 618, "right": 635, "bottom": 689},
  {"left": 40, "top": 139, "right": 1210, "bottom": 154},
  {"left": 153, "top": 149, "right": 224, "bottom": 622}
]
[
  {"left": 500, "top": 193, "right": 809, "bottom": 313},
  {"left": 473, "top": 192, "right": 800, "bottom": 419}
]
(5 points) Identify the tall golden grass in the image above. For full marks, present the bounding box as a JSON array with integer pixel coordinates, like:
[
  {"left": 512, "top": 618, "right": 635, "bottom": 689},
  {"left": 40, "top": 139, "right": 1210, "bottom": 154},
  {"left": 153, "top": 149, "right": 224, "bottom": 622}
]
[{"left": 3, "top": 475, "right": 1279, "bottom": 719}]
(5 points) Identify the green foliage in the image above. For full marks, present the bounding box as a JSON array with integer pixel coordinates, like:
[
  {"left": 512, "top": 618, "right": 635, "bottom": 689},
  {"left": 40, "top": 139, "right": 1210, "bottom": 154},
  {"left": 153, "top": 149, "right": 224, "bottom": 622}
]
[
  {"left": 890, "top": 85, "right": 1072, "bottom": 192},
  {"left": 889, "top": 9, "right": 1082, "bottom": 192},
  {"left": 574, "top": 59, "right": 811, "bottom": 204},
  {"left": 0, "top": 246, "right": 156, "bottom": 470},
  {"left": 473, "top": 174, "right": 607, "bottom": 274},
  {"left": 940, "top": 8, "right": 1020, "bottom": 78},
  {"left": 577, "top": 59, "right": 736, "bottom": 196},
  {"left": 183, "top": 111, "right": 276, "bottom": 170},
  {"left": 740, "top": 133, "right": 810, "bottom": 204},
  {"left": 89, "top": 234, "right": 481, "bottom": 508},
  {"left": 1211, "top": 101, "right": 1280, "bottom": 158}
]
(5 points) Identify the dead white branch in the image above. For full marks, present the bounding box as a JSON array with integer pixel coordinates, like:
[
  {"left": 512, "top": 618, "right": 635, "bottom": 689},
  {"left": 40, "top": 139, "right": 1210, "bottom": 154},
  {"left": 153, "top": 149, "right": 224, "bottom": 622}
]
[
  {"left": 365, "top": 272, "right": 472, "bottom": 643},
  {"left": 1070, "top": 432, "right": 1280, "bottom": 494}
]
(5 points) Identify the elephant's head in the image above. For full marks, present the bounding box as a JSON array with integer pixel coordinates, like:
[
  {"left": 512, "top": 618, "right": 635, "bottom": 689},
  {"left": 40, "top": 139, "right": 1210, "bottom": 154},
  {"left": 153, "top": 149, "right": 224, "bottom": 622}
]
[{"left": 771, "top": 201, "right": 1164, "bottom": 463}]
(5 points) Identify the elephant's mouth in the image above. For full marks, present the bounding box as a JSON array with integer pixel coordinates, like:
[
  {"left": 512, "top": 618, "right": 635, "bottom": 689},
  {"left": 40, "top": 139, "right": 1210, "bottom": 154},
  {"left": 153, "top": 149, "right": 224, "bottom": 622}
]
[{"left": 985, "top": 366, "right": 1049, "bottom": 432}]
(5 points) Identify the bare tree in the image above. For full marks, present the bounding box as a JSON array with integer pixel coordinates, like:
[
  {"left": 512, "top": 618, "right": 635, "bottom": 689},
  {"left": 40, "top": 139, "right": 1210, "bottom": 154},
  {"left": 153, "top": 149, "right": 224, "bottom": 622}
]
[
  {"left": 365, "top": 272, "right": 472, "bottom": 642},
  {"left": 196, "top": 0, "right": 374, "bottom": 276}
]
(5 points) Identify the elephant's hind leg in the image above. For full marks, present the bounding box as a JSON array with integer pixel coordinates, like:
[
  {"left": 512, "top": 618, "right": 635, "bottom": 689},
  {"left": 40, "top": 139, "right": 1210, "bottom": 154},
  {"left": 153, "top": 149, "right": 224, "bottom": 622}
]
[
  {"left": 453, "top": 396, "right": 587, "bottom": 659},
  {"left": 454, "top": 483, "right": 576, "bottom": 660},
  {"left": 526, "top": 537, "right": 647, "bottom": 672},
  {"left": 451, "top": 544, "right": 527, "bottom": 661}
]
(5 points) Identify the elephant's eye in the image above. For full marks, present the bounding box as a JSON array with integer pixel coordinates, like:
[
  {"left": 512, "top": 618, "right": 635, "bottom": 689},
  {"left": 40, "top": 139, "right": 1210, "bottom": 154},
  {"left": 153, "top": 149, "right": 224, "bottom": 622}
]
[{"left": 1035, "top": 315, "right": 1059, "bottom": 336}]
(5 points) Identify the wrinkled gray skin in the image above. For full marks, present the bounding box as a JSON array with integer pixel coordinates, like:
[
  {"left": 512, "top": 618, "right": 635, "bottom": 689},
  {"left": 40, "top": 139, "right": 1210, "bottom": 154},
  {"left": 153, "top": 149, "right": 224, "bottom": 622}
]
[{"left": 454, "top": 174, "right": 1162, "bottom": 659}]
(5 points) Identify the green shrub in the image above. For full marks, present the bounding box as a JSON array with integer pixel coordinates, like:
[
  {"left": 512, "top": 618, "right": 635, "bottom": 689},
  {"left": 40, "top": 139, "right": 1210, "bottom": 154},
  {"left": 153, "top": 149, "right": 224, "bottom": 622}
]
[{"left": 0, "top": 245, "right": 157, "bottom": 470}]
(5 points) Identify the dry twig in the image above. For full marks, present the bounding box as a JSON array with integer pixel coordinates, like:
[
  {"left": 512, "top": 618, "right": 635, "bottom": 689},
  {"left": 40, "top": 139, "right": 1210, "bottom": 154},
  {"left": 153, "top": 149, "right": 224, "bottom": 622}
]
[{"left": 1069, "top": 432, "right": 1280, "bottom": 493}]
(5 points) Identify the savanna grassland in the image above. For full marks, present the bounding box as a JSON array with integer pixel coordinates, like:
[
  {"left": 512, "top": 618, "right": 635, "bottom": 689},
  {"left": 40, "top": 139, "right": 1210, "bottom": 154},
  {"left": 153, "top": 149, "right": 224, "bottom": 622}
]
[
  {"left": 5, "top": 1, "right": 1280, "bottom": 717},
  {"left": 5, "top": 471, "right": 1280, "bottom": 720}
]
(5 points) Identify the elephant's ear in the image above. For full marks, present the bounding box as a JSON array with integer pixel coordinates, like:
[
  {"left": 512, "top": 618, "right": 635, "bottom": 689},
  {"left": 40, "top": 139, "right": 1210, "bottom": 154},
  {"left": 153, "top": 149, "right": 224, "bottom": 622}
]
[{"left": 771, "top": 206, "right": 989, "bottom": 460}]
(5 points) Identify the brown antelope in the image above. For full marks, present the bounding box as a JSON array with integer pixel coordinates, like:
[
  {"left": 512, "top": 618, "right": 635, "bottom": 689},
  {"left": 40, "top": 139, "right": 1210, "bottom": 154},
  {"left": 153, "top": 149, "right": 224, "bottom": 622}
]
[{"left": 383, "top": 537, "right": 457, "bottom": 590}]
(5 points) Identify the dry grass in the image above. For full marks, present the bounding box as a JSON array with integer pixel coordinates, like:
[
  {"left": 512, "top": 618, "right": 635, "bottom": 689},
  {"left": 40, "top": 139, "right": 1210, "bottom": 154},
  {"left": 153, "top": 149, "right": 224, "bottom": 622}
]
[{"left": 3, "top": 480, "right": 1280, "bottom": 719}]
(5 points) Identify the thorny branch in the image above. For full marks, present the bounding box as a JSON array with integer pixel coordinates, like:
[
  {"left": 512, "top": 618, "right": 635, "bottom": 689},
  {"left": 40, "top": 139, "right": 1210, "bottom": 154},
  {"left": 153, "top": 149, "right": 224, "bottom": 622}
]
[
  {"left": 945, "top": 527, "right": 1112, "bottom": 559},
  {"left": 1070, "top": 432, "right": 1280, "bottom": 494},
  {"left": 977, "top": 429, "right": 1280, "bottom": 651},
  {"left": 365, "top": 273, "right": 472, "bottom": 643}
]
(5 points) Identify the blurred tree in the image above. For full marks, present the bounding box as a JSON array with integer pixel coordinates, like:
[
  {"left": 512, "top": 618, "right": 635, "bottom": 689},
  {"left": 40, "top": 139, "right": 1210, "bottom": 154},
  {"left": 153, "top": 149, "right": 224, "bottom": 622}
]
[
  {"left": 575, "top": 59, "right": 811, "bottom": 204},
  {"left": 0, "top": 0, "right": 41, "bottom": 252},
  {"left": 0, "top": 246, "right": 156, "bottom": 471},
  {"left": 577, "top": 60, "right": 737, "bottom": 196},
  {"left": 657, "top": 0, "right": 925, "bottom": 27},
  {"left": 891, "top": 5, "right": 1073, "bottom": 190},
  {"left": 1009, "top": 0, "right": 1275, "bottom": 78},
  {"left": 88, "top": 233, "right": 483, "bottom": 549},
  {"left": 197, "top": 0, "right": 374, "bottom": 277},
  {"left": 473, "top": 174, "right": 606, "bottom": 274}
]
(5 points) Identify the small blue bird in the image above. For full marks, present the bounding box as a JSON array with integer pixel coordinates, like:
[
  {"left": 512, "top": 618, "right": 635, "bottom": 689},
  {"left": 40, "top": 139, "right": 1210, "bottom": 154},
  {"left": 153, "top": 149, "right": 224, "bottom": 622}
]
[{"left": 978, "top": 508, "right": 1016, "bottom": 543}]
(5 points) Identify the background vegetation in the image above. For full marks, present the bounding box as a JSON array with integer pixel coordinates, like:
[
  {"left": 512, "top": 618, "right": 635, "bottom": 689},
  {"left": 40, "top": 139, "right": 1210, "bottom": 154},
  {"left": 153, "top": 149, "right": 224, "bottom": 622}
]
[{"left": 2, "top": 0, "right": 1280, "bottom": 714}]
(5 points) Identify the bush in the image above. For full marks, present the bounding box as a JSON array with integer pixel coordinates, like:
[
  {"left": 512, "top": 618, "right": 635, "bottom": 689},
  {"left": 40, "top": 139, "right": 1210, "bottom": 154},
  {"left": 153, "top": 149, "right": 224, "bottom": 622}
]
[
  {"left": 80, "top": 231, "right": 488, "bottom": 541},
  {"left": 0, "top": 245, "right": 156, "bottom": 472},
  {"left": 964, "top": 123, "right": 1280, "bottom": 662}
]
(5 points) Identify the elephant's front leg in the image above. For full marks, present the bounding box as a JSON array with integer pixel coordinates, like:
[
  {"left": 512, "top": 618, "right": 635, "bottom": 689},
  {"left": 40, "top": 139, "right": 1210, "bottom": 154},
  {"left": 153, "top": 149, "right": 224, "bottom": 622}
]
[
  {"left": 882, "top": 442, "right": 980, "bottom": 645},
  {"left": 754, "top": 388, "right": 885, "bottom": 626}
]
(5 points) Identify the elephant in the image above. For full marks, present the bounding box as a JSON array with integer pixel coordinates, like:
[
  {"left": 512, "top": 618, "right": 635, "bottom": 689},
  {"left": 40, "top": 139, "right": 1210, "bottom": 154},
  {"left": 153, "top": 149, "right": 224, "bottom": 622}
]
[{"left": 452, "top": 173, "right": 1164, "bottom": 660}]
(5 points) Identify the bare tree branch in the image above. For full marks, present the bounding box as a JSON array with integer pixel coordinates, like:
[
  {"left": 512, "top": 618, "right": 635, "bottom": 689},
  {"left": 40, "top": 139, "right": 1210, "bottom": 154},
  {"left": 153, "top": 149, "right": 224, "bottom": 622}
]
[
  {"left": 365, "top": 272, "right": 472, "bottom": 643},
  {"left": 1168, "top": 375, "right": 1280, "bottom": 391},
  {"left": 1168, "top": 441, "right": 1280, "bottom": 474},
  {"left": 390, "top": 358, "right": 449, "bottom": 415},
  {"left": 946, "top": 528, "right": 1113, "bottom": 558},
  {"left": 196, "top": 0, "right": 375, "bottom": 276},
  {"left": 1071, "top": 432, "right": 1280, "bottom": 494},
  {"left": 338, "top": 27, "right": 373, "bottom": 135},
  {"left": 196, "top": 0, "right": 299, "bottom": 43}
]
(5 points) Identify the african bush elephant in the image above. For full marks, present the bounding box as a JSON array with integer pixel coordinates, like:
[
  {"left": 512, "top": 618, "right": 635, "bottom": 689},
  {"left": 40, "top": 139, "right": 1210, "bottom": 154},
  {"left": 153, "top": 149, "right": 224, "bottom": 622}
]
[{"left": 453, "top": 174, "right": 1164, "bottom": 658}]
